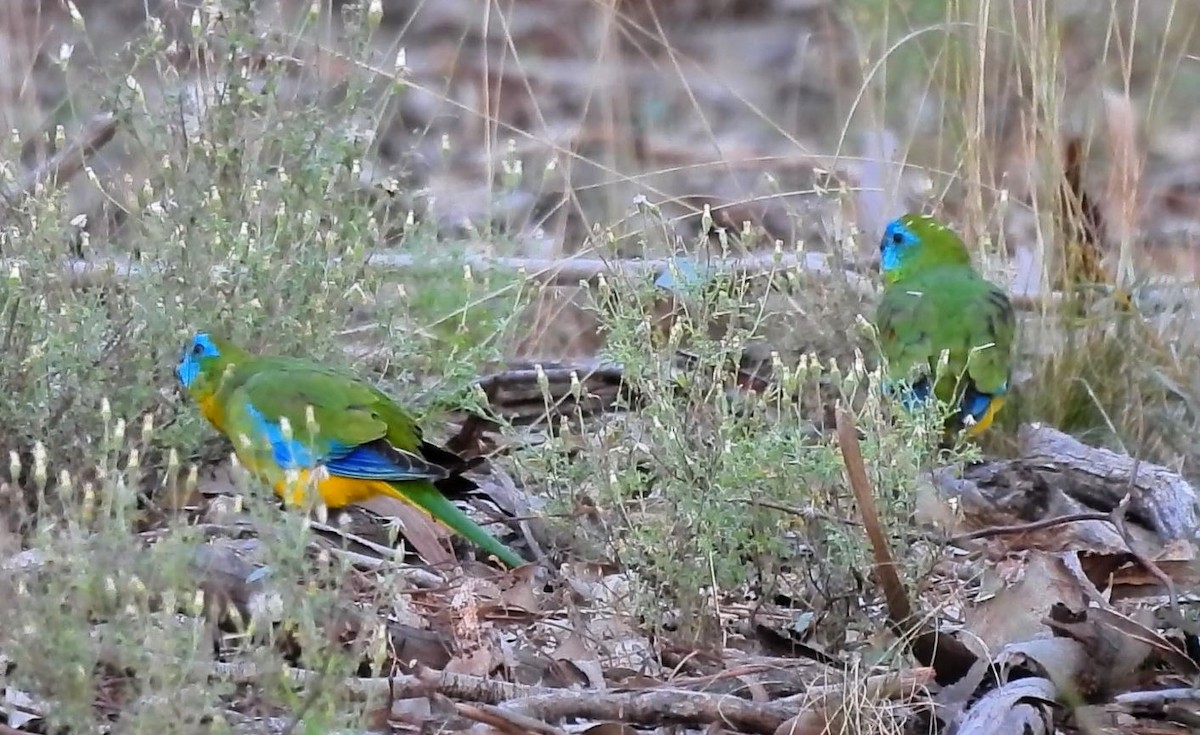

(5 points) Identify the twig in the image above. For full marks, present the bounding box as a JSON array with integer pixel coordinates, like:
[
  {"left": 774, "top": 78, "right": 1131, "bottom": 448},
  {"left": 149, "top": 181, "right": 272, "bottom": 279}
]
[
  {"left": 202, "top": 661, "right": 864, "bottom": 734},
  {"left": 1114, "top": 688, "right": 1200, "bottom": 705},
  {"left": 499, "top": 686, "right": 796, "bottom": 734},
  {"left": 743, "top": 497, "right": 863, "bottom": 527},
  {"left": 474, "top": 362, "right": 625, "bottom": 393},
  {"left": 835, "top": 406, "right": 912, "bottom": 628},
  {"left": 836, "top": 407, "right": 980, "bottom": 686},
  {"left": 0, "top": 112, "right": 121, "bottom": 210},
  {"left": 202, "top": 661, "right": 543, "bottom": 703},
  {"left": 947, "top": 478, "right": 1184, "bottom": 620},
  {"left": 944, "top": 511, "right": 1114, "bottom": 545},
  {"left": 775, "top": 667, "right": 935, "bottom": 705},
  {"left": 454, "top": 702, "right": 566, "bottom": 735},
  {"left": 1107, "top": 492, "right": 1183, "bottom": 621}
]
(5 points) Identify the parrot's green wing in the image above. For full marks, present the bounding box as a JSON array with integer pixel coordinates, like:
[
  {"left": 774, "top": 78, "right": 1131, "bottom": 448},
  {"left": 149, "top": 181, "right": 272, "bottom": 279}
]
[
  {"left": 877, "top": 265, "right": 1015, "bottom": 403},
  {"left": 223, "top": 360, "right": 443, "bottom": 479},
  {"left": 220, "top": 359, "right": 525, "bottom": 568}
]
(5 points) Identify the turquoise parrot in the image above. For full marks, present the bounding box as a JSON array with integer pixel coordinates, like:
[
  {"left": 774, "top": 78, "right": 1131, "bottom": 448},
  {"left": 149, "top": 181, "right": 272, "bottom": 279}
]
[
  {"left": 874, "top": 213, "right": 1016, "bottom": 437},
  {"left": 175, "top": 332, "right": 526, "bottom": 568}
]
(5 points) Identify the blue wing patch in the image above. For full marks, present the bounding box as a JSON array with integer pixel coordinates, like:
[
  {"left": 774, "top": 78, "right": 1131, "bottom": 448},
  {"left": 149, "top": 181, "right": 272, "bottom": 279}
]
[
  {"left": 325, "top": 443, "right": 444, "bottom": 482},
  {"left": 960, "top": 380, "right": 1005, "bottom": 423},
  {"left": 244, "top": 404, "right": 445, "bottom": 482},
  {"left": 245, "top": 404, "right": 319, "bottom": 469},
  {"left": 883, "top": 377, "right": 934, "bottom": 414}
]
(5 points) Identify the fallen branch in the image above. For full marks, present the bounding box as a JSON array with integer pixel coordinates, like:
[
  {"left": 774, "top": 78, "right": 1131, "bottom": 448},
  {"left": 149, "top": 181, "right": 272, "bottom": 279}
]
[
  {"left": 774, "top": 667, "right": 935, "bottom": 705},
  {"left": 455, "top": 703, "right": 566, "bottom": 735},
  {"left": 933, "top": 423, "right": 1200, "bottom": 547},
  {"left": 0, "top": 112, "right": 121, "bottom": 211},
  {"left": 499, "top": 686, "right": 796, "bottom": 734},
  {"left": 1, "top": 247, "right": 873, "bottom": 295},
  {"left": 204, "top": 661, "right": 542, "bottom": 704}
]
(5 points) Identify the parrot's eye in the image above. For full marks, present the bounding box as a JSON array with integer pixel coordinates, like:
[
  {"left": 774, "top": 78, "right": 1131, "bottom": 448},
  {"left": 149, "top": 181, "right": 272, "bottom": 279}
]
[
  {"left": 892, "top": 232, "right": 904, "bottom": 245},
  {"left": 192, "top": 342, "right": 204, "bottom": 356}
]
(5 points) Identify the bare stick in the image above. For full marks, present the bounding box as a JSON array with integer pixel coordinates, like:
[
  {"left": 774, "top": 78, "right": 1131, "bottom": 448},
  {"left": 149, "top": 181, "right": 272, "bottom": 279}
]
[
  {"left": 945, "top": 511, "right": 1114, "bottom": 545},
  {"left": 835, "top": 406, "right": 913, "bottom": 628},
  {"left": 499, "top": 686, "right": 796, "bottom": 734},
  {"left": 203, "top": 661, "right": 542, "bottom": 703},
  {"left": 1, "top": 113, "right": 121, "bottom": 209},
  {"left": 1, "top": 247, "right": 873, "bottom": 294},
  {"left": 454, "top": 703, "right": 566, "bottom": 735}
]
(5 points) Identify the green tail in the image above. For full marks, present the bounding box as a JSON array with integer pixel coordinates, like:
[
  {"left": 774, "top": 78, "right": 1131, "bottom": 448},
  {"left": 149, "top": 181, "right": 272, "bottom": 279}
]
[{"left": 398, "top": 481, "right": 526, "bottom": 568}]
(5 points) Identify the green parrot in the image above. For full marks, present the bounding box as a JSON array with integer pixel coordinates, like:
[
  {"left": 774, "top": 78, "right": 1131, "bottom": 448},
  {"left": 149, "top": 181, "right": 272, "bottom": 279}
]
[
  {"left": 874, "top": 213, "right": 1016, "bottom": 437},
  {"left": 175, "top": 332, "right": 526, "bottom": 568}
]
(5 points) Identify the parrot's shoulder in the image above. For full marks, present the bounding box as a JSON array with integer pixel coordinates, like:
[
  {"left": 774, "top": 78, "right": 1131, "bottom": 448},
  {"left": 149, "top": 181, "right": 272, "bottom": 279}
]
[
  {"left": 881, "top": 265, "right": 1008, "bottom": 309},
  {"left": 228, "top": 358, "right": 375, "bottom": 412},
  {"left": 229, "top": 356, "right": 424, "bottom": 445}
]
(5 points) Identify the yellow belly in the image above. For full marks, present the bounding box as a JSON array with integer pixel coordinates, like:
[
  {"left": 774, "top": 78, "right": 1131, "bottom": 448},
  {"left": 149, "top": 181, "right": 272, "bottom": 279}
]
[
  {"left": 198, "top": 395, "right": 227, "bottom": 434},
  {"left": 273, "top": 469, "right": 402, "bottom": 509},
  {"left": 965, "top": 396, "right": 1005, "bottom": 437}
]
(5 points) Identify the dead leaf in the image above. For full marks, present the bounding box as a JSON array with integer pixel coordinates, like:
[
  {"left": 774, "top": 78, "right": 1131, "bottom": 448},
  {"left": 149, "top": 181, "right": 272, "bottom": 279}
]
[
  {"left": 496, "top": 563, "right": 540, "bottom": 616},
  {"left": 545, "top": 658, "right": 592, "bottom": 689},
  {"left": 552, "top": 631, "right": 605, "bottom": 689},
  {"left": 446, "top": 645, "right": 498, "bottom": 678},
  {"left": 1045, "top": 604, "right": 1199, "bottom": 686},
  {"left": 992, "top": 637, "right": 1088, "bottom": 696},
  {"left": 581, "top": 724, "right": 638, "bottom": 735},
  {"left": 966, "top": 551, "right": 1088, "bottom": 653},
  {"left": 3, "top": 686, "right": 47, "bottom": 729},
  {"left": 357, "top": 495, "right": 455, "bottom": 567}
]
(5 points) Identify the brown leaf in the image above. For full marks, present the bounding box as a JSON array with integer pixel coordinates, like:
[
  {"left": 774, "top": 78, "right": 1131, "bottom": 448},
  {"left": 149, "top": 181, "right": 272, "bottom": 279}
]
[
  {"left": 496, "top": 562, "right": 540, "bottom": 615},
  {"left": 544, "top": 658, "right": 592, "bottom": 689},
  {"left": 551, "top": 632, "right": 605, "bottom": 689},
  {"left": 445, "top": 645, "right": 498, "bottom": 678},
  {"left": 581, "top": 725, "right": 638, "bottom": 735},
  {"left": 966, "top": 551, "right": 1088, "bottom": 652},
  {"left": 357, "top": 495, "right": 455, "bottom": 567}
]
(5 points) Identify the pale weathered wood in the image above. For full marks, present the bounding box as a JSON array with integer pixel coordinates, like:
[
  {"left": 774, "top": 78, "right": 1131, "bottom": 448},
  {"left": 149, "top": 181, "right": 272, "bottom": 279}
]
[{"left": 933, "top": 423, "right": 1200, "bottom": 552}]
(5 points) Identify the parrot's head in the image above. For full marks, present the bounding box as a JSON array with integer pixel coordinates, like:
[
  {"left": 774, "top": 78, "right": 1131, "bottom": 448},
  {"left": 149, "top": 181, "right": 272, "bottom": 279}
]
[
  {"left": 880, "top": 213, "right": 972, "bottom": 285},
  {"left": 176, "top": 331, "right": 245, "bottom": 398}
]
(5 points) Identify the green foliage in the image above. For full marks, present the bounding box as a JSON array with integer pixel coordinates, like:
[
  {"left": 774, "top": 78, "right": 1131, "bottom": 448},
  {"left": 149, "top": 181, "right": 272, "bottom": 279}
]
[
  {"left": 1, "top": 427, "right": 376, "bottom": 735},
  {"left": 512, "top": 232, "right": 954, "bottom": 644},
  {"left": 0, "top": 8, "right": 525, "bottom": 733},
  {"left": 0, "top": 7, "right": 522, "bottom": 477}
]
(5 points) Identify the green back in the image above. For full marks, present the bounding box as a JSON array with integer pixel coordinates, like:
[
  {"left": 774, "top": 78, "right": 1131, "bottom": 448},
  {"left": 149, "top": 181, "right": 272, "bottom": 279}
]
[
  {"left": 877, "top": 263, "right": 1015, "bottom": 399},
  {"left": 211, "top": 356, "right": 425, "bottom": 454}
]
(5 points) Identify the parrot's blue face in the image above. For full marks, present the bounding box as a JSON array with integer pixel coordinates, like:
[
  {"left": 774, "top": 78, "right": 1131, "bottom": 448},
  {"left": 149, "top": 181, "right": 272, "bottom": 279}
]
[
  {"left": 176, "top": 332, "right": 220, "bottom": 389},
  {"left": 880, "top": 218, "right": 921, "bottom": 274}
]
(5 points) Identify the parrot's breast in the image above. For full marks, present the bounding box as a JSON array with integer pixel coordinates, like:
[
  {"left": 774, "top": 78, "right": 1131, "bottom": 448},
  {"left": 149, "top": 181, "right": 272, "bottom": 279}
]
[{"left": 198, "top": 394, "right": 227, "bottom": 433}]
